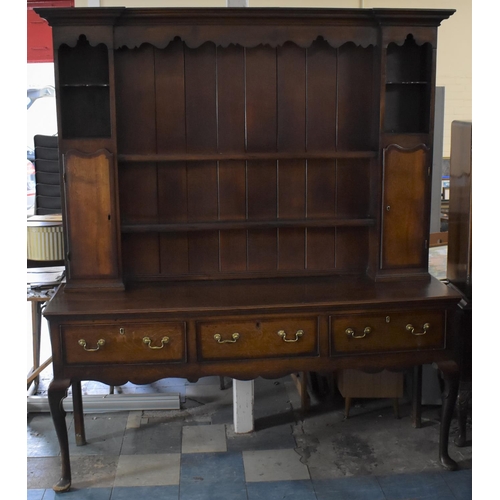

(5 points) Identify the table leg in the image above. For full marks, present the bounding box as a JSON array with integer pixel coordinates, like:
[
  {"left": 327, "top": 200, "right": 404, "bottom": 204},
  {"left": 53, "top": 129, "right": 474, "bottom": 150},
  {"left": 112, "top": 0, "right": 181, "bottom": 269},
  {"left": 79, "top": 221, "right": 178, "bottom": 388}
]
[
  {"left": 28, "top": 301, "right": 43, "bottom": 391},
  {"left": 72, "top": 380, "right": 86, "bottom": 446},
  {"left": 436, "top": 361, "right": 459, "bottom": 470},
  {"left": 412, "top": 365, "right": 422, "bottom": 428},
  {"left": 454, "top": 381, "right": 471, "bottom": 447},
  {"left": 48, "top": 378, "right": 72, "bottom": 492}
]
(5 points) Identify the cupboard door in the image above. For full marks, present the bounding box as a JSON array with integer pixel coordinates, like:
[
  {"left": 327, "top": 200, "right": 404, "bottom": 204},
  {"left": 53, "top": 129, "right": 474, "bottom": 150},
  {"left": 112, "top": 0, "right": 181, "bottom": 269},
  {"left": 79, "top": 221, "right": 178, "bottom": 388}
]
[
  {"left": 64, "top": 149, "right": 121, "bottom": 287},
  {"left": 381, "top": 144, "right": 429, "bottom": 270}
]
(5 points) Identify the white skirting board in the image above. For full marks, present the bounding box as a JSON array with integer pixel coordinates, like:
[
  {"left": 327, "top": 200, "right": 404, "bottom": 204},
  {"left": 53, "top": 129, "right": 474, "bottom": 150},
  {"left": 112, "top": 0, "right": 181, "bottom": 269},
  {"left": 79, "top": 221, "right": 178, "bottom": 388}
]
[
  {"left": 27, "top": 379, "right": 257, "bottom": 432},
  {"left": 27, "top": 393, "right": 180, "bottom": 413}
]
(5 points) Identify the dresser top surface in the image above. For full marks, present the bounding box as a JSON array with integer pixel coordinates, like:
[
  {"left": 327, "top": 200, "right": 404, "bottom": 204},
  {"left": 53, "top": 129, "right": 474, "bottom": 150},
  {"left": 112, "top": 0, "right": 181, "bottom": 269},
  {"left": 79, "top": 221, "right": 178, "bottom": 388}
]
[{"left": 44, "top": 275, "right": 460, "bottom": 318}]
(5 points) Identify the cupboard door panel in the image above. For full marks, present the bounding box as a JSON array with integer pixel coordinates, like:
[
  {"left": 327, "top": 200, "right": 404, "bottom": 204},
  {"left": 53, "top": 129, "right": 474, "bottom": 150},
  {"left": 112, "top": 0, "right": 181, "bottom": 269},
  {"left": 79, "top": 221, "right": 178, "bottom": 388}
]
[
  {"left": 381, "top": 145, "right": 429, "bottom": 269},
  {"left": 64, "top": 150, "right": 119, "bottom": 280}
]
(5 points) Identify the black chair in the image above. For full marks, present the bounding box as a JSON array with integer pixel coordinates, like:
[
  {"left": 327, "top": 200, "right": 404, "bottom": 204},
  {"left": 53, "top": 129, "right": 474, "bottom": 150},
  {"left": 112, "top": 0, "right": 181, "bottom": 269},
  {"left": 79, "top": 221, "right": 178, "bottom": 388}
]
[{"left": 33, "top": 134, "right": 61, "bottom": 215}]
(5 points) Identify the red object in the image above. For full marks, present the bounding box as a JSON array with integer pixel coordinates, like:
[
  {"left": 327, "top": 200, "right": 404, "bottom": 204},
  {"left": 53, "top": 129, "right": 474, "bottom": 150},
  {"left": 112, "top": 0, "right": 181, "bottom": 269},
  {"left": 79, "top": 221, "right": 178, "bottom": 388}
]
[{"left": 27, "top": 1, "right": 74, "bottom": 63}]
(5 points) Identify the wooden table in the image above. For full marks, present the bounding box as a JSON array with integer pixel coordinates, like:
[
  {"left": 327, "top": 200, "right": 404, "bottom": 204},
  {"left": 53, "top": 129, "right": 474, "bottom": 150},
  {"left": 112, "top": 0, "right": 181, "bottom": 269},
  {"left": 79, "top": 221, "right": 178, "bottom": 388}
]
[
  {"left": 27, "top": 287, "right": 56, "bottom": 391},
  {"left": 44, "top": 275, "right": 461, "bottom": 492}
]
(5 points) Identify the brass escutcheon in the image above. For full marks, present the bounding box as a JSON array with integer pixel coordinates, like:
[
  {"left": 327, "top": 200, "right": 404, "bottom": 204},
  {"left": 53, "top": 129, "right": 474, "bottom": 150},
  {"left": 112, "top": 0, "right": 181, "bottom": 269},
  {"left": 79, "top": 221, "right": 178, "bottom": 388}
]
[
  {"left": 78, "top": 338, "right": 105, "bottom": 352},
  {"left": 277, "top": 329, "right": 304, "bottom": 343},
  {"left": 345, "top": 326, "right": 371, "bottom": 339},
  {"left": 214, "top": 332, "right": 240, "bottom": 343},
  {"left": 406, "top": 323, "right": 430, "bottom": 336},
  {"left": 143, "top": 336, "right": 170, "bottom": 349}
]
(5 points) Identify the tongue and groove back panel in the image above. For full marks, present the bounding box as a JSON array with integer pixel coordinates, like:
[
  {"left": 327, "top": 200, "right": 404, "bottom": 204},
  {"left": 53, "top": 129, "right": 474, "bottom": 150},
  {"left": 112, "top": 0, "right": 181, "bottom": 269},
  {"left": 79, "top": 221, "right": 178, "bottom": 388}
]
[
  {"left": 115, "top": 40, "right": 375, "bottom": 280},
  {"left": 44, "top": 7, "right": 447, "bottom": 287}
]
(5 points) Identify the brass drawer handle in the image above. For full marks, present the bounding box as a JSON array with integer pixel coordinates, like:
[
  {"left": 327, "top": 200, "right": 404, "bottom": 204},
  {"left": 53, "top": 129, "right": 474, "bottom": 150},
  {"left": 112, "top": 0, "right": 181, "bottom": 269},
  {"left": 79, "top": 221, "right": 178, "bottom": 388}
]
[
  {"left": 277, "top": 329, "right": 304, "bottom": 342},
  {"left": 214, "top": 333, "right": 240, "bottom": 343},
  {"left": 78, "top": 338, "right": 105, "bottom": 352},
  {"left": 143, "top": 336, "right": 170, "bottom": 349},
  {"left": 406, "top": 323, "right": 430, "bottom": 336},
  {"left": 345, "top": 327, "right": 371, "bottom": 339}
]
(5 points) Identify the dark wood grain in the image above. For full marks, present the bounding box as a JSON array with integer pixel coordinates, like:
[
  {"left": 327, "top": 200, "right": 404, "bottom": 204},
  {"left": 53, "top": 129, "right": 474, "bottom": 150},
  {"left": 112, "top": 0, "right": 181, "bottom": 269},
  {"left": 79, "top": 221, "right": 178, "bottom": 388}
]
[
  {"left": 37, "top": 7, "right": 460, "bottom": 491},
  {"left": 156, "top": 39, "right": 186, "bottom": 154},
  {"left": 246, "top": 45, "right": 277, "bottom": 152},
  {"left": 115, "top": 45, "right": 156, "bottom": 154}
]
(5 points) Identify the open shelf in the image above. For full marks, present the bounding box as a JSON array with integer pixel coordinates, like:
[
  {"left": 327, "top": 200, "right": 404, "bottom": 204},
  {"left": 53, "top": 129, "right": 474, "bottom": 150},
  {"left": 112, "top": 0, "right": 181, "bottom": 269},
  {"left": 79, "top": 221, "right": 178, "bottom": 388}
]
[
  {"left": 58, "top": 36, "right": 111, "bottom": 139},
  {"left": 117, "top": 151, "right": 378, "bottom": 162},
  {"left": 384, "top": 35, "right": 432, "bottom": 134},
  {"left": 121, "top": 218, "right": 376, "bottom": 233}
]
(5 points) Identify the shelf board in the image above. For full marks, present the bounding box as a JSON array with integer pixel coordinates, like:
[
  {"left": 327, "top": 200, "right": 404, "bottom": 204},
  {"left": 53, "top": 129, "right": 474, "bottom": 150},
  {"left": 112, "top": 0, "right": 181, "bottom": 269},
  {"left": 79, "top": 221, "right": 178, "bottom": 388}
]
[
  {"left": 60, "top": 83, "right": 110, "bottom": 87},
  {"left": 386, "top": 81, "right": 428, "bottom": 85},
  {"left": 121, "top": 218, "right": 376, "bottom": 233},
  {"left": 118, "top": 151, "right": 378, "bottom": 163}
]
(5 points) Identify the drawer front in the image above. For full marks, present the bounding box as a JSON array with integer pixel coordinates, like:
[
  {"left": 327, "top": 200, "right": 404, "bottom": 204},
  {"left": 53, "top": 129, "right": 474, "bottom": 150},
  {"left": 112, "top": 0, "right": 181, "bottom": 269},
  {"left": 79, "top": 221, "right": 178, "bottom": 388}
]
[
  {"left": 62, "top": 322, "right": 186, "bottom": 364},
  {"left": 331, "top": 310, "right": 445, "bottom": 354},
  {"left": 197, "top": 317, "right": 319, "bottom": 361}
]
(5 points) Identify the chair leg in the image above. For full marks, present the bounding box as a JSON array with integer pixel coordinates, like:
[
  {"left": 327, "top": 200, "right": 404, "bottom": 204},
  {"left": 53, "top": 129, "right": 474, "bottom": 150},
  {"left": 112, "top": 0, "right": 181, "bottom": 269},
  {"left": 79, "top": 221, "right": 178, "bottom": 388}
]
[
  {"left": 393, "top": 397, "right": 400, "bottom": 419},
  {"left": 344, "top": 397, "right": 352, "bottom": 419}
]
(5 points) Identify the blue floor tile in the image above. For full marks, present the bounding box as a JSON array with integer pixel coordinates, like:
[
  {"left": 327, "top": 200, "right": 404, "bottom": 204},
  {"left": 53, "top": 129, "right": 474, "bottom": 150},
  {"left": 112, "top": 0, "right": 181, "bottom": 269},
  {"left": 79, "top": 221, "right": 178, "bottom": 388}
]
[
  {"left": 179, "top": 481, "right": 247, "bottom": 500},
  {"left": 180, "top": 452, "right": 245, "bottom": 484},
  {"left": 42, "top": 487, "right": 112, "bottom": 500},
  {"left": 313, "top": 476, "right": 386, "bottom": 500},
  {"left": 377, "top": 471, "right": 456, "bottom": 500},
  {"left": 247, "top": 480, "right": 317, "bottom": 500},
  {"left": 27, "top": 490, "right": 45, "bottom": 500},
  {"left": 441, "top": 469, "right": 472, "bottom": 500},
  {"left": 110, "top": 485, "right": 179, "bottom": 500}
]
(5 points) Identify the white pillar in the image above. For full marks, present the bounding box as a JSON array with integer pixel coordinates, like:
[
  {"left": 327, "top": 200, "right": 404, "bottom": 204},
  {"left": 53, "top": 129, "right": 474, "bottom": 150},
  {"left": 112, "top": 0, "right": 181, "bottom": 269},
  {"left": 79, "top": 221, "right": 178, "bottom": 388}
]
[
  {"left": 233, "top": 379, "right": 254, "bottom": 433},
  {"left": 227, "top": 0, "right": 249, "bottom": 7}
]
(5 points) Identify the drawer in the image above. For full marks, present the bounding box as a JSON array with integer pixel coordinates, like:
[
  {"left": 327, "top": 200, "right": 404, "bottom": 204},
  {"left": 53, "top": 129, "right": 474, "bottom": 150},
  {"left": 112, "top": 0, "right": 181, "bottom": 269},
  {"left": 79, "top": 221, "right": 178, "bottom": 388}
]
[
  {"left": 62, "top": 322, "right": 186, "bottom": 364},
  {"left": 330, "top": 310, "right": 445, "bottom": 354},
  {"left": 197, "top": 317, "right": 319, "bottom": 361}
]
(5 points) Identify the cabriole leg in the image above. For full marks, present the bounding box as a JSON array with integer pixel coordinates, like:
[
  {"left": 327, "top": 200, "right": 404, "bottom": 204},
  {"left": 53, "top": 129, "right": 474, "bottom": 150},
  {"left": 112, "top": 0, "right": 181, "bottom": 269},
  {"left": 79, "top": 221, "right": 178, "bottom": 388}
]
[
  {"left": 48, "top": 378, "right": 72, "bottom": 492},
  {"left": 436, "top": 361, "right": 459, "bottom": 471},
  {"left": 72, "top": 380, "right": 86, "bottom": 446}
]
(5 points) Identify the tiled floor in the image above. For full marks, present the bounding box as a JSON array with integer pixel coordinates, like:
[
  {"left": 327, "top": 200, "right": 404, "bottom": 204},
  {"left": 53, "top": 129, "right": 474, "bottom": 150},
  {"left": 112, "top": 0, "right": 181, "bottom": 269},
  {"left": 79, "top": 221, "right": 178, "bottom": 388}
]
[
  {"left": 28, "top": 374, "right": 472, "bottom": 500},
  {"left": 27, "top": 247, "right": 473, "bottom": 499}
]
